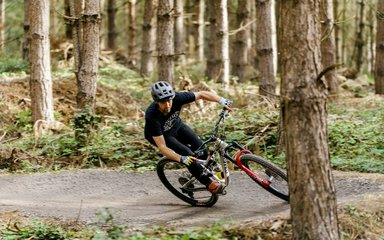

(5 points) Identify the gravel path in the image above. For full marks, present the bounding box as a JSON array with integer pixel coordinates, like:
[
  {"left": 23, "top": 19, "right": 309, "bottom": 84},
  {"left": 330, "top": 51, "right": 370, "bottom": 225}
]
[{"left": 1, "top": 169, "right": 384, "bottom": 229}]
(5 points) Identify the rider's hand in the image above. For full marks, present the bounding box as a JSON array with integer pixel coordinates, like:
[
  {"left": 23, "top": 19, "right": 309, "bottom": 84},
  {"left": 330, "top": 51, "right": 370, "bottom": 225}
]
[
  {"left": 180, "top": 156, "right": 196, "bottom": 166},
  {"left": 219, "top": 98, "right": 233, "bottom": 110}
]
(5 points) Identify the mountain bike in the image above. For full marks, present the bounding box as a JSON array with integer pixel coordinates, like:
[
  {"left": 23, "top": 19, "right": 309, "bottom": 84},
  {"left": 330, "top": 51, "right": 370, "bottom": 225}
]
[{"left": 156, "top": 108, "right": 289, "bottom": 207}]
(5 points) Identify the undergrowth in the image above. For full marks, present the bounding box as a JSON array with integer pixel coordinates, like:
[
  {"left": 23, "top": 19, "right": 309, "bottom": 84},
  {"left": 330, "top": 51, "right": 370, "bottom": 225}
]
[
  {"left": 1, "top": 203, "right": 383, "bottom": 239},
  {"left": 1, "top": 59, "right": 383, "bottom": 174}
]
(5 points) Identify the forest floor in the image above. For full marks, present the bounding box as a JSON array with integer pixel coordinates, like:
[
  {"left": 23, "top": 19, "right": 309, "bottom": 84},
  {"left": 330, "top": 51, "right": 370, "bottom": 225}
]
[{"left": 1, "top": 71, "right": 384, "bottom": 238}]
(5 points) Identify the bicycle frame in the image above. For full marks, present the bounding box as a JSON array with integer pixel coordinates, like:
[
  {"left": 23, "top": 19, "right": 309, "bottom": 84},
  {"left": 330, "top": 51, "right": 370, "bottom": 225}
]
[{"left": 195, "top": 108, "right": 272, "bottom": 191}]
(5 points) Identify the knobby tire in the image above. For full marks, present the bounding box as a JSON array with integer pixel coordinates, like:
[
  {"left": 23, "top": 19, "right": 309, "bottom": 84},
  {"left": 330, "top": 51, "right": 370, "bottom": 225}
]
[
  {"left": 156, "top": 157, "right": 219, "bottom": 207},
  {"left": 240, "top": 154, "right": 289, "bottom": 202}
]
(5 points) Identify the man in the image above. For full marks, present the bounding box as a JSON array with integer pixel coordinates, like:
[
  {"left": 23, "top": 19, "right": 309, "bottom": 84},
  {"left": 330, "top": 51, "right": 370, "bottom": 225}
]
[{"left": 144, "top": 81, "right": 232, "bottom": 193}]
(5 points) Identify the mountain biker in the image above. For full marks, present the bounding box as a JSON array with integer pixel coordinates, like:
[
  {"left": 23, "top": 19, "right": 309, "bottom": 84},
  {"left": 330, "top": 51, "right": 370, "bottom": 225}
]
[{"left": 144, "top": 81, "right": 233, "bottom": 194}]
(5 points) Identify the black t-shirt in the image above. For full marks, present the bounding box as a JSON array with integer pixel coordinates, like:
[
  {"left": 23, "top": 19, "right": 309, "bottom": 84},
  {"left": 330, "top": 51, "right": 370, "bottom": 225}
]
[{"left": 144, "top": 92, "right": 196, "bottom": 143}]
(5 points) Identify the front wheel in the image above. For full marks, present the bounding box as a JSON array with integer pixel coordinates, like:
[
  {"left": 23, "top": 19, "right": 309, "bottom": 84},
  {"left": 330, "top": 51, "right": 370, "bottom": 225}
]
[
  {"left": 156, "top": 157, "right": 219, "bottom": 207},
  {"left": 240, "top": 154, "right": 289, "bottom": 202}
]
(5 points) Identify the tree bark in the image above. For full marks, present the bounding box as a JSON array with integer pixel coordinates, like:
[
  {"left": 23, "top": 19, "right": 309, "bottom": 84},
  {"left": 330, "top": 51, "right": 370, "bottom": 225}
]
[
  {"left": 174, "top": 0, "right": 185, "bottom": 65},
  {"left": 232, "top": 0, "right": 251, "bottom": 83},
  {"left": 256, "top": 0, "right": 276, "bottom": 100},
  {"left": 140, "top": 0, "right": 157, "bottom": 77},
  {"left": 69, "top": 0, "right": 83, "bottom": 78},
  {"left": 375, "top": 0, "right": 384, "bottom": 94},
  {"left": 320, "top": 0, "right": 339, "bottom": 97},
  {"left": 354, "top": 0, "right": 365, "bottom": 72},
  {"left": 77, "top": 0, "right": 100, "bottom": 110},
  {"left": 64, "top": 0, "right": 72, "bottom": 39},
  {"left": 0, "top": 0, "right": 4, "bottom": 51},
  {"left": 127, "top": 0, "right": 137, "bottom": 64},
  {"left": 157, "top": 0, "right": 174, "bottom": 84},
  {"left": 333, "top": 0, "right": 340, "bottom": 65},
  {"left": 213, "top": 0, "right": 229, "bottom": 86},
  {"left": 22, "top": 0, "right": 30, "bottom": 60},
  {"left": 194, "top": 0, "right": 205, "bottom": 62},
  {"left": 107, "top": 0, "right": 117, "bottom": 50},
  {"left": 279, "top": 1, "right": 340, "bottom": 239},
  {"left": 205, "top": 0, "right": 217, "bottom": 80},
  {"left": 29, "top": 0, "right": 54, "bottom": 125}
]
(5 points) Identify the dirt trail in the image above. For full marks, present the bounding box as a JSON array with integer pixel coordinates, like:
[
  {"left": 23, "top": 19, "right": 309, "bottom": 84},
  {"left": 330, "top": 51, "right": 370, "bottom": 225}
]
[{"left": 0, "top": 170, "right": 384, "bottom": 229}]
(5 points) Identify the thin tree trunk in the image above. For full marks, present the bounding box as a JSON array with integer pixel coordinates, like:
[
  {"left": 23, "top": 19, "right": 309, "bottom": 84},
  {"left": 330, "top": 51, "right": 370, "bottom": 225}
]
[
  {"left": 50, "top": 0, "right": 58, "bottom": 37},
  {"left": 333, "top": 0, "right": 340, "bottom": 65},
  {"left": 375, "top": 0, "right": 384, "bottom": 94},
  {"left": 279, "top": 1, "right": 339, "bottom": 239},
  {"left": 205, "top": 0, "right": 217, "bottom": 80},
  {"left": 321, "top": 0, "right": 339, "bottom": 97},
  {"left": 107, "top": 0, "right": 117, "bottom": 50},
  {"left": 367, "top": 3, "right": 375, "bottom": 74},
  {"left": 0, "top": 0, "right": 4, "bottom": 51},
  {"left": 64, "top": 0, "right": 72, "bottom": 39},
  {"left": 69, "top": 0, "right": 83, "bottom": 77},
  {"left": 140, "top": 0, "right": 157, "bottom": 77},
  {"left": 194, "top": 0, "right": 205, "bottom": 62},
  {"left": 232, "top": 0, "right": 251, "bottom": 83},
  {"left": 354, "top": 0, "right": 365, "bottom": 72},
  {"left": 22, "top": 0, "right": 30, "bottom": 60},
  {"left": 127, "top": 0, "right": 137, "bottom": 63},
  {"left": 256, "top": 0, "right": 276, "bottom": 100},
  {"left": 157, "top": 0, "right": 174, "bottom": 84},
  {"left": 29, "top": 0, "right": 54, "bottom": 125},
  {"left": 213, "top": 0, "right": 229, "bottom": 86},
  {"left": 174, "top": 0, "right": 185, "bottom": 65},
  {"left": 341, "top": 0, "right": 347, "bottom": 65},
  {"left": 77, "top": 0, "right": 100, "bottom": 110}
]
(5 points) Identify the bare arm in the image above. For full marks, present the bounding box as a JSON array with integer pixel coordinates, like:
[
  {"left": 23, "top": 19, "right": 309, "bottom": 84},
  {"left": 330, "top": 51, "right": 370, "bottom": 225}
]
[
  {"left": 194, "top": 91, "right": 222, "bottom": 103},
  {"left": 152, "top": 135, "right": 181, "bottom": 162}
]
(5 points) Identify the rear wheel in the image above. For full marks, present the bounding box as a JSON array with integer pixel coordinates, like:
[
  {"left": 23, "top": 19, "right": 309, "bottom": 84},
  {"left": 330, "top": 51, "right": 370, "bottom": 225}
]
[
  {"left": 240, "top": 154, "right": 289, "bottom": 202},
  {"left": 156, "top": 157, "right": 219, "bottom": 207}
]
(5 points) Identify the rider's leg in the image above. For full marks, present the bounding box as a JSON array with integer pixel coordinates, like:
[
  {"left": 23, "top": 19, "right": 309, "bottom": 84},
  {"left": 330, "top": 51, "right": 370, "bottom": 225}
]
[
  {"left": 175, "top": 123, "right": 208, "bottom": 159},
  {"left": 164, "top": 134, "right": 212, "bottom": 186}
]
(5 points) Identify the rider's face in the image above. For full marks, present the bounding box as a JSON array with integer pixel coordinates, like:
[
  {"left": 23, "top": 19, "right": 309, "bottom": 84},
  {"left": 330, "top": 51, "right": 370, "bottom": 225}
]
[{"left": 157, "top": 99, "right": 173, "bottom": 114}]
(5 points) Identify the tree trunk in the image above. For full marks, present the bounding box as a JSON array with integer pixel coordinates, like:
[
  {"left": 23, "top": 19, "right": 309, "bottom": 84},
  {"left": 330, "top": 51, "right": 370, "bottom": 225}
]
[
  {"left": 194, "top": 0, "right": 205, "bottom": 62},
  {"left": 213, "top": 0, "right": 229, "bottom": 86},
  {"left": 341, "top": 0, "right": 347, "bottom": 65},
  {"left": 157, "top": 0, "right": 174, "bottom": 84},
  {"left": 333, "top": 0, "right": 340, "bottom": 65},
  {"left": 77, "top": 0, "right": 100, "bottom": 110},
  {"left": 22, "top": 0, "right": 30, "bottom": 60},
  {"left": 232, "top": 0, "right": 251, "bottom": 83},
  {"left": 140, "top": 0, "right": 157, "bottom": 77},
  {"left": 127, "top": 0, "right": 137, "bottom": 64},
  {"left": 205, "top": 0, "right": 217, "bottom": 80},
  {"left": 375, "top": 0, "right": 384, "bottom": 94},
  {"left": 64, "top": 0, "right": 72, "bottom": 39},
  {"left": 69, "top": 0, "right": 83, "bottom": 77},
  {"left": 50, "top": 0, "right": 58, "bottom": 37},
  {"left": 107, "top": 0, "right": 117, "bottom": 50},
  {"left": 174, "top": 0, "right": 185, "bottom": 65},
  {"left": 0, "top": 0, "right": 4, "bottom": 51},
  {"left": 256, "top": 0, "right": 276, "bottom": 100},
  {"left": 354, "top": 0, "right": 365, "bottom": 72},
  {"left": 29, "top": 0, "right": 54, "bottom": 125},
  {"left": 279, "top": 1, "right": 340, "bottom": 239},
  {"left": 320, "top": 0, "right": 339, "bottom": 98},
  {"left": 367, "top": 3, "right": 375, "bottom": 74}
]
